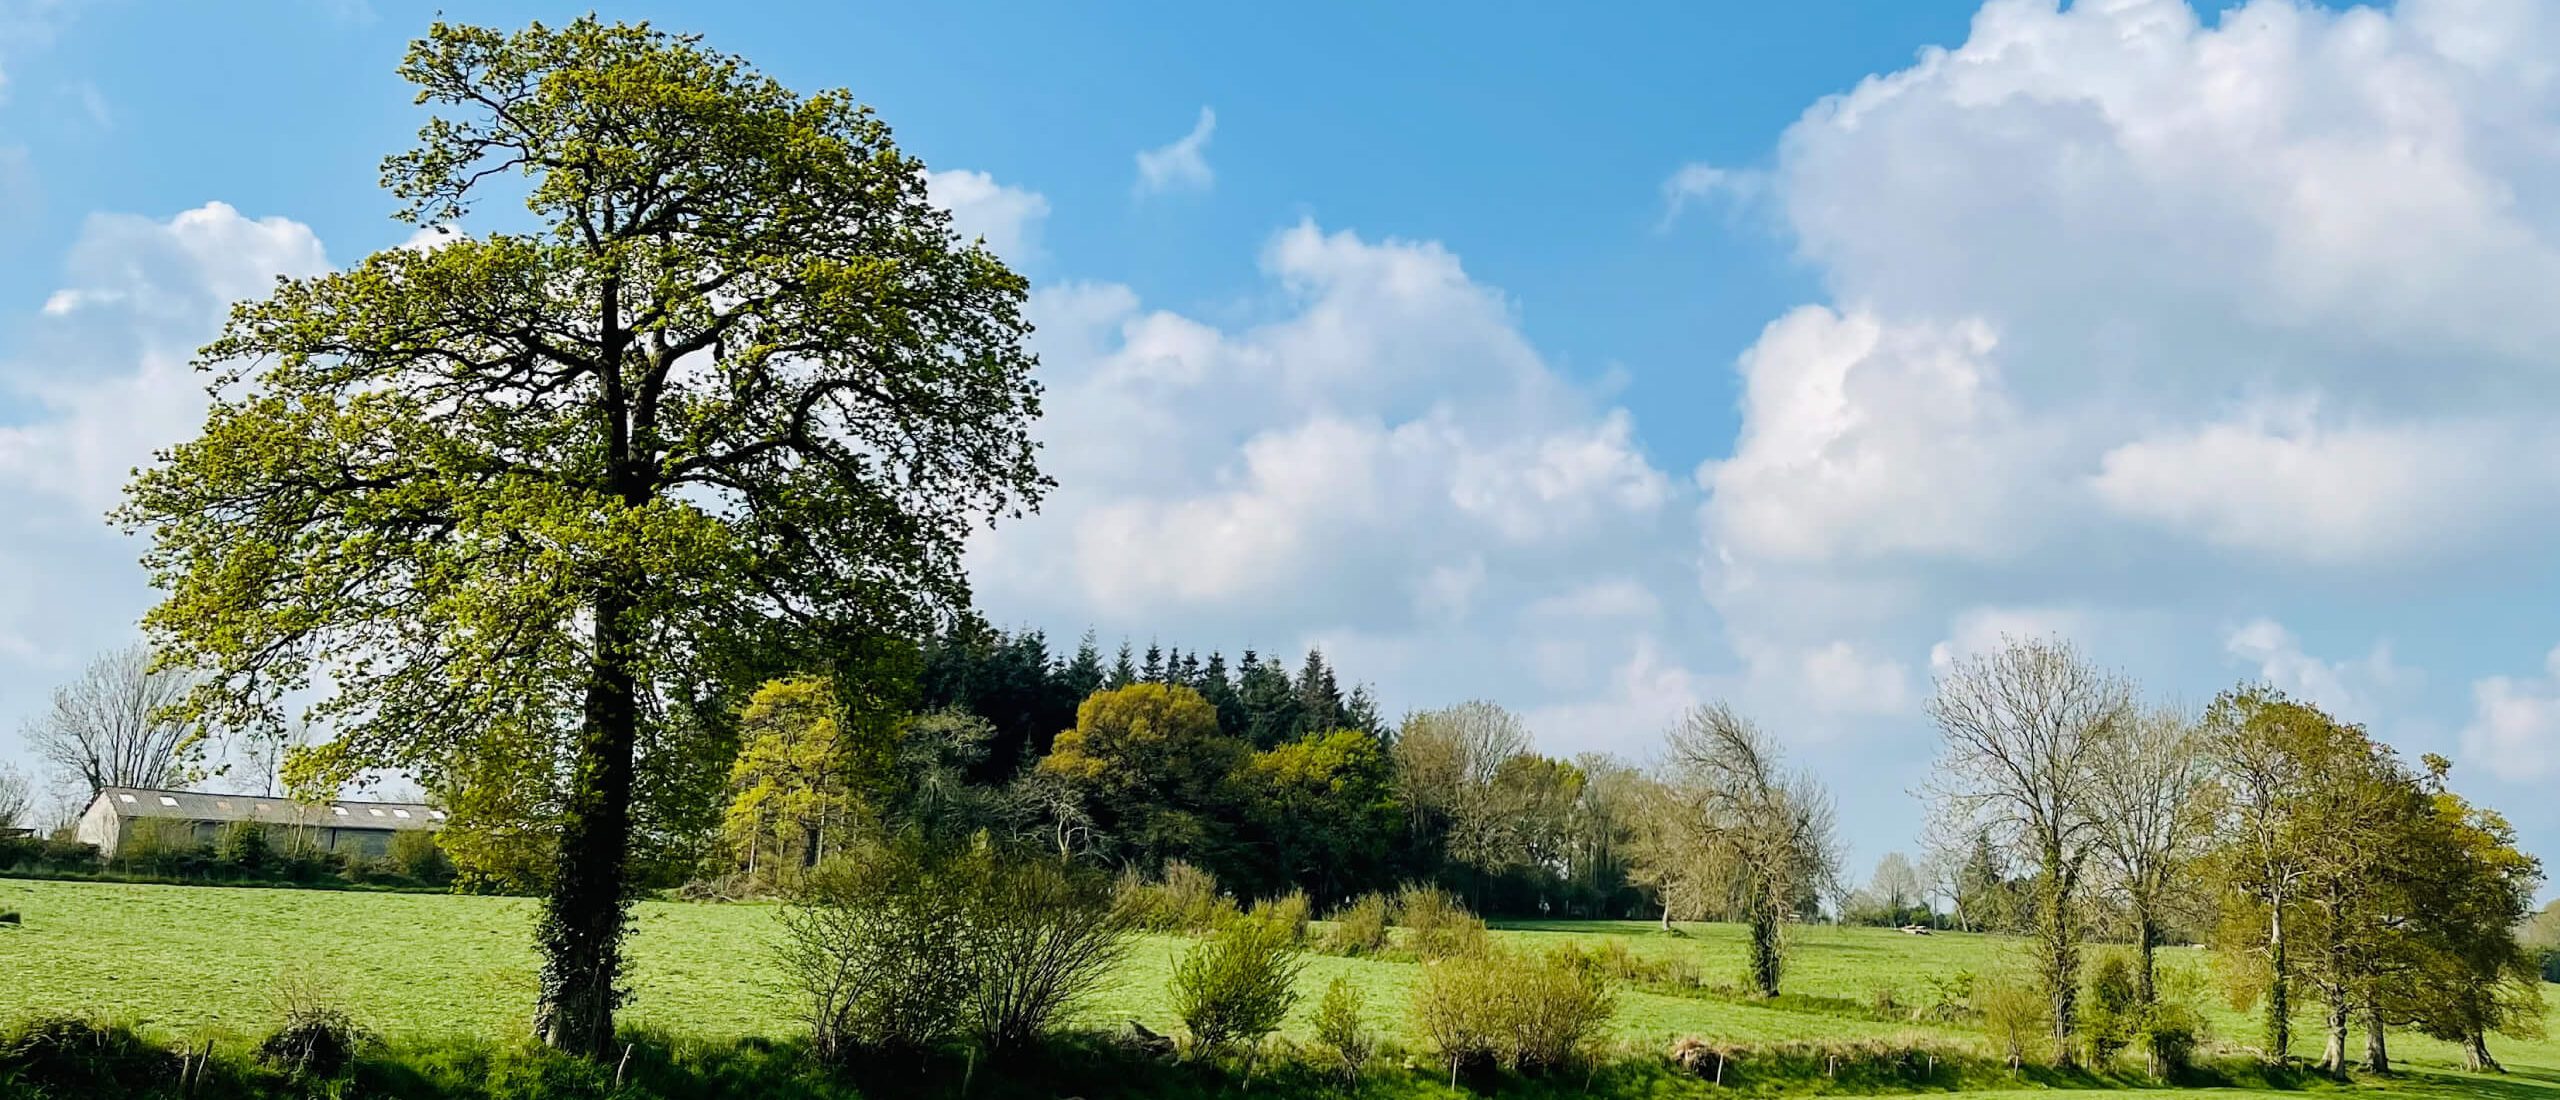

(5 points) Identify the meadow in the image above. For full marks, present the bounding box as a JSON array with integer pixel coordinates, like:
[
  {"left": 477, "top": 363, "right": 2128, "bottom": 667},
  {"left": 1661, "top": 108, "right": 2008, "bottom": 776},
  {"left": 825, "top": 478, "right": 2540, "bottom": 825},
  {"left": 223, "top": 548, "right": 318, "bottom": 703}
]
[{"left": 4, "top": 878, "right": 2557, "bottom": 1100}]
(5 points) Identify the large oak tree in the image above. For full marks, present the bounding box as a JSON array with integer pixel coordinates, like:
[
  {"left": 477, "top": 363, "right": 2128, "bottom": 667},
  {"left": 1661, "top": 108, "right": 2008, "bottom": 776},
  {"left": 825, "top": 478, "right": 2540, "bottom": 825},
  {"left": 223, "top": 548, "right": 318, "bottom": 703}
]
[{"left": 119, "top": 19, "right": 1045, "bottom": 1055}]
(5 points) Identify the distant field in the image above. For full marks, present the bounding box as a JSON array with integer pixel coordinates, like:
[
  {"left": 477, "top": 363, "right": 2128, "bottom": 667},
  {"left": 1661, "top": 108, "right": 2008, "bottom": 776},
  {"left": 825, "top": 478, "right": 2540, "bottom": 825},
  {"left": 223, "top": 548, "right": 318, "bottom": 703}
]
[{"left": 3, "top": 878, "right": 2554, "bottom": 1099}]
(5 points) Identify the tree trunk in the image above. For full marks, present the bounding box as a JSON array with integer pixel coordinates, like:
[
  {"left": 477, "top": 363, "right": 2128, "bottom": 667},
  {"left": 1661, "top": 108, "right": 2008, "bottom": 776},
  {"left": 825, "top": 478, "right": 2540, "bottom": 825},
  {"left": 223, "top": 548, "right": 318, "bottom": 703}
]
[
  {"left": 2135, "top": 912, "right": 2158, "bottom": 1008},
  {"left": 2465, "top": 1031, "right": 2501, "bottom": 1073},
  {"left": 2265, "top": 905, "right": 2290, "bottom": 1061},
  {"left": 2042, "top": 849, "right": 2078, "bottom": 1069},
  {"left": 1660, "top": 900, "right": 1672, "bottom": 932},
  {"left": 534, "top": 586, "right": 640, "bottom": 1057},
  {"left": 2363, "top": 994, "right": 2388, "bottom": 1075},
  {"left": 2319, "top": 988, "right": 2350, "bottom": 1077},
  {"left": 1749, "top": 902, "right": 1781, "bottom": 997}
]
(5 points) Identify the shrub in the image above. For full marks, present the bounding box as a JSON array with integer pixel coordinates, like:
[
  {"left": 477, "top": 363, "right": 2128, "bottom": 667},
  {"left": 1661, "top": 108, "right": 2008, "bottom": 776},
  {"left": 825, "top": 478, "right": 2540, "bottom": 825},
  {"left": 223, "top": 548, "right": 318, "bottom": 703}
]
[
  {"left": 1253, "top": 889, "right": 1311, "bottom": 943},
  {"left": 216, "top": 821, "right": 271, "bottom": 875},
  {"left": 1396, "top": 884, "right": 1490, "bottom": 960},
  {"left": 775, "top": 841, "right": 977, "bottom": 1062},
  {"left": 1974, "top": 968, "right": 2047, "bottom": 1069},
  {"left": 1171, "top": 911, "right": 1305, "bottom": 1052},
  {"left": 966, "top": 848, "right": 1135, "bottom": 1052},
  {"left": 0, "top": 1015, "right": 176, "bottom": 1095},
  {"left": 1115, "top": 859, "right": 1236, "bottom": 933},
  {"left": 2080, "top": 954, "right": 2138, "bottom": 1066},
  {"left": 257, "top": 1004, "right": 371, "bottom": 1079},
  {"left": 389, "top": 829, "right": 456, "bottom": 886},
  {"left": 1313, "top": 977, "right": 1374, "bottom": 1081},
  {"left": 1321, "top": 892, "right": 1391, "bottom": 956},
  {"left": 1413, "top": 947, "right": 1617, "bottom": 1082},
  {"left": 2141, "top": 963, "right": 2211, "bottom": 1078}
]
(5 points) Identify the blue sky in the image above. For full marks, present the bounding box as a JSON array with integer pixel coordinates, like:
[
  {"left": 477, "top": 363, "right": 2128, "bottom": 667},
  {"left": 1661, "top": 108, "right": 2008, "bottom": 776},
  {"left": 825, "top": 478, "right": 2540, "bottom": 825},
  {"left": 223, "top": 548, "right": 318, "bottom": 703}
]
[{"left": 10, "top": 0, "right": 2560, "bottom": 889}]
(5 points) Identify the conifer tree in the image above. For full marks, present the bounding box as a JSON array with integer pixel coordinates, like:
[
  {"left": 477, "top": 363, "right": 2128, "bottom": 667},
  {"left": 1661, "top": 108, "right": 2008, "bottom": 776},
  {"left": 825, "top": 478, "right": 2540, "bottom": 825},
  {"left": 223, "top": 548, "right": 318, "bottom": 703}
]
[
  {"left": 1142, "top": 642, "right": 1165, "bottom": 683},
  {"left": 1063, "top": 631, "right": 1106, "bottom": 702},
  {"left": 1109, "top": 642, "right": 1138, "bottom": 689}
]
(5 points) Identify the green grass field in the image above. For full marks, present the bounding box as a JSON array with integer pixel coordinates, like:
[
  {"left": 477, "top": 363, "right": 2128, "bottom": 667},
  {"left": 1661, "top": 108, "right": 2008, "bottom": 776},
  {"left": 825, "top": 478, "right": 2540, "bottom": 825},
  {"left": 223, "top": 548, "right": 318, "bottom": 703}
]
[{"left": 3, "top": 878, "right": 2555, "bottom": 1099}]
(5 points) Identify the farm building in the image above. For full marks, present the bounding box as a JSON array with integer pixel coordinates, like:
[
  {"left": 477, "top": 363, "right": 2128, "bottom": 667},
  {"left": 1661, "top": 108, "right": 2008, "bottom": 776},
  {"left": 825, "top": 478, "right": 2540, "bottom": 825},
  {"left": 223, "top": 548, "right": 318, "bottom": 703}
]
[{"left": 74, "top": 786, "right": 446, "bottom": 859}]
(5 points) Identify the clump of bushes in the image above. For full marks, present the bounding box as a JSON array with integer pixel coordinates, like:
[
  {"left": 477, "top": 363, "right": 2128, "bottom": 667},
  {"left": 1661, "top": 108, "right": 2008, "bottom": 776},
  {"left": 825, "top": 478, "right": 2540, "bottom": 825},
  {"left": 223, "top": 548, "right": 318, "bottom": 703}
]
[
  {"left": 776, "top": 838, "right": 980, "bottom": 1061},
  {"left": 1320, "top": 892, "right": 1391, "bottom": 956},
  {"left": 1395, "top": 884, "right": 1490, "bottom": 960},
  {"left": 777, "top": 839, "right": 1136, "bottom": 1065},
  {"left": 1413, "top": 946, "right": 1617, "bottom": 1082},
  {"left": 0, "top": 1015, "right": 178, "bottom": 1096},
  {"left": 256, "top": 970, "right": 374, "bottom": 1080},
  {"left": 1313, "top": 977, "right": 1375, "bottom": 1081},
  {"left": 1973, "top": 967, "right": 2047, "bottom": 1070},
  {"left": 2079, "top": 954, "right": 2138, "bottom": 1066},
  {"left": 1115, "top": 860, "right": 1236, "bottom": 933},
  {"left": 1251, "top": 889, "right": 1311, "bottom": 942},
  {"left": 1170, "top": 910, "right": 1305, "bottom": 1053}
]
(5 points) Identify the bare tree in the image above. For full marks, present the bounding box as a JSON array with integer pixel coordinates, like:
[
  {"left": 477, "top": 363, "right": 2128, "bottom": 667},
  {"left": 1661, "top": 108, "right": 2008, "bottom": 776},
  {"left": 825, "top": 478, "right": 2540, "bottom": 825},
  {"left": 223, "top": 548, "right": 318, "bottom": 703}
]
[
  {"left": 1395, "top": 702, "right": 1532, "bottom": 871},
  {"left": 2086, "top": 702, "right": 2217, "bottom": 1008},
  {"left": 0, "top": 763, "right": 31, "bottom": 830},
  {"left": 1870, "top": 851, "right": 1923, "bottom": 922},
  {"left": 24, "top": 644, "right": 202, "bottom": 797},
  {"left": 1658, "top": 703, "right": 1841, "bottom": 997},
  {"left": 1926, "top": 636, "right": 2131, "bottom": 1067}
]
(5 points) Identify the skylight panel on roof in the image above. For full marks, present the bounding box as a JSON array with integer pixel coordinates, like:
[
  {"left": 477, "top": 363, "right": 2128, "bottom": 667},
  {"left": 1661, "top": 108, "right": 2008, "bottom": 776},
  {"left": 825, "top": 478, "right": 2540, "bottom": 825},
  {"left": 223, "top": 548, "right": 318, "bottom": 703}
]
[
  {"left": 367, "top": 808, "right": 385, "bottom": 817},
  {"left": 333, "top": 806, "right": 348, "bottom": 816},
  {"left": 118, "top": 793, "right": 137, "bottom": 803},
  {"left": 392, "top": 809, "right": 411, "bottom": 819},
  {"left": 429, "top": 810, "right": 447, "bottom": 820},
  {"left": 158, "top": 796, "right": 180, "bottom": 807}
]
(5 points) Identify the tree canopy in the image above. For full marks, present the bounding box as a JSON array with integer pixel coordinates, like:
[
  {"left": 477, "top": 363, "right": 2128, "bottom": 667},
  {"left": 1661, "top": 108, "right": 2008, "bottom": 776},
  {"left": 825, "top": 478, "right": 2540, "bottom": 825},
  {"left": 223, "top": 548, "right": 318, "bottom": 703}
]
[{"left": 118, "top": 17, "right": 1045, "bottom": 1054}]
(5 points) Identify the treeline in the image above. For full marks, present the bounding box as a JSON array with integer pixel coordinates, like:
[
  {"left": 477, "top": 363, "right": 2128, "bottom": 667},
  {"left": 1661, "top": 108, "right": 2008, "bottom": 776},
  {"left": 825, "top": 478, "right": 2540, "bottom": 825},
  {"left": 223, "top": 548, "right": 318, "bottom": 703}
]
[{"left": 714, "top": 622, "right": 1650, "bottom": 918}]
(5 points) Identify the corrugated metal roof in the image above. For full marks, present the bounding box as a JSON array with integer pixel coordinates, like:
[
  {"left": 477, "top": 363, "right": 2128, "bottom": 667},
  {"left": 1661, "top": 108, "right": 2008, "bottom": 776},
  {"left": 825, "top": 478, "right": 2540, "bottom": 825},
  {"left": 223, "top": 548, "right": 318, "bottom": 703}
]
[{"left": 89, "top": 786, "right": 446, "bottom": 831}]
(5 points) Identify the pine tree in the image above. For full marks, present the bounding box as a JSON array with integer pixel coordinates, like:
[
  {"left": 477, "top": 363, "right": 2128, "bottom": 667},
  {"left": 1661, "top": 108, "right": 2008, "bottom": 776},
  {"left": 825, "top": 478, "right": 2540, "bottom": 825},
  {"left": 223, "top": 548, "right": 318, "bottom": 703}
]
[
  {"left": 1199, "top": 651, "right": 1245, "bottom": 737},
  {"left": 1141, "top": 642, "right": 1165, "bottom": 683},
  {"left": 1295, "top": 649, "right": 1345, "bottom": 737},
  {"left": 1064, "top": 631, "right": 1106, "bottom": 702},
  {"left": 1109, "top": 641, "right": 1138, "bottom": 689},
  {"left": 1343, "top": 684, "right": 1385, "bottom": 736},
  {"left": 1176, "top": 649, "right": 1202, "bottom": 687},
  {"left": 1237, "top": 650, "right": 1303, "bottom": 749}
]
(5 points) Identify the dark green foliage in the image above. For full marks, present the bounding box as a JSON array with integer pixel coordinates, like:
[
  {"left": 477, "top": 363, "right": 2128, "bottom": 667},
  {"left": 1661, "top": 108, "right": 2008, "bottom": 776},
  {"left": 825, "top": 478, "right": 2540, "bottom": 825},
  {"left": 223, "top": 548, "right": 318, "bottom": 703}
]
[
  {"left": 216, "top": 822, "right": 271, "bottom": 875},
  {"left": 0, "top": 1015, "right": 179, "bottom": 1096},
  {"left": 256, "top": 1005, "right": 372, "bottom": 1079},
  {"left": 389, "top": 830, "right": 455, "bottom": 887}
]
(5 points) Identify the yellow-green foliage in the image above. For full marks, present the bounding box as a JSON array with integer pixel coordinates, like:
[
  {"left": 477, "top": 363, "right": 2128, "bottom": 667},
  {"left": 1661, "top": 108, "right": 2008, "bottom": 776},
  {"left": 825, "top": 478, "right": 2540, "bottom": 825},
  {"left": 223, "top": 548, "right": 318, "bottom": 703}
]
[
  {"left": 1413, "top": 946, "right": 1617, "bottom": 1078},
  {"left": 1320, "top": 893, "right": 1391, "bottom": 956},
  {"left": 723, "top": 676, "right": 855, "bottom": 881},
  {"left": 1394, "top": 884, "right": 1489, "bottom": 960},
  {"left": 1312, "top": 976, "right": 1374, "bottom": 1079},
  {"left": 1170, "top": 911, "right": 1305, "bottom": 1051}
]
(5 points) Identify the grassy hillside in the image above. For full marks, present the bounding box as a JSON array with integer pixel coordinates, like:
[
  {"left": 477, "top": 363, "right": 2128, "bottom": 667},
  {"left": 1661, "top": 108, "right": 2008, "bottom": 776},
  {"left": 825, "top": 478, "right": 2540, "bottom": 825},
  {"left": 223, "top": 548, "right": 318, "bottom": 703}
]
[{"left": 3, "top": 878, "right": 2554, "bottom": 1099}]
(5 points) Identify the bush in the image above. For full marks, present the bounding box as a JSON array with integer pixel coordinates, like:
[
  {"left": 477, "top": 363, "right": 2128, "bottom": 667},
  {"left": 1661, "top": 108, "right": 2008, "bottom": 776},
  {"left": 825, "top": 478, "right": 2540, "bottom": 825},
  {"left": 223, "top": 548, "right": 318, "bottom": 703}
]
[
  {"left": 1171, "top": 911, "right": 1305, "bottom": 1053},
  {"left": 389, "top": 829, "right": 456, "bottom": 887},
  {"left": 1321, "top": 892, "right": 1391, "bottom": 956},
  {"left": 1114, "top": 859, "right": 1236, "bottom": 933},
  {"left": 1396, "top": 884, "right": 1490, "bottom": 960},
  {"left": 216, "top": 821, "right": 271, "bottom": 875},
  {"left": 1253, "top": 889, "right": 1311, "bottom": 943},
  {"left": 257, "top": 1005, "right": 371, "bottom": 1079},
  {"left": 1313, "top": 977, "right": 1374, "bottom": 1081},
  {"left": 0, "top": 1015, "right": 177, "bottom": 1095},
  {"left": 1974, "top": 968, "right": 2047, "bottom": 1069},
  {"left": 1414, "top": 947, "right": 1617, "bottom": 1082},
  {"left": 775, "top": 840, "right": 979, "bottom": 1062},
  {"left": 967, "top": 848, "right": 1136, "bottom": 1052},
  {"left": 2080, "top": 954, "right": 2138, "bottom": 1066}
]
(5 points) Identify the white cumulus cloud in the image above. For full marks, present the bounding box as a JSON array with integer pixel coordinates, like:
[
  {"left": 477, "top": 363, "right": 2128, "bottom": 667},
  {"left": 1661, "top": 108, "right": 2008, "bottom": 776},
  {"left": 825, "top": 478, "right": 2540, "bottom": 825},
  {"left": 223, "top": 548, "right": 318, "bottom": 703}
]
[{"left": 1134, "top": 106, "right": 1216, "bottom": 196}]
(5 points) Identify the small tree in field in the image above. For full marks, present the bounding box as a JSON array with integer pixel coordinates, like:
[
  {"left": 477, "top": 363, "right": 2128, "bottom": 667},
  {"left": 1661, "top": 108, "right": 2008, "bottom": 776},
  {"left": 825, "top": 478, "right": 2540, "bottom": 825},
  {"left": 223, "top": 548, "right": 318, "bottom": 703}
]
[
  {"left": 1650, "top": 703, "right": 1839, "bottom": 997},
  {"left": 117, "top": 18, "right": 1046, "bottom": 1055}
]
